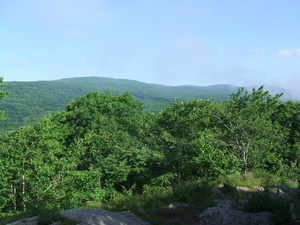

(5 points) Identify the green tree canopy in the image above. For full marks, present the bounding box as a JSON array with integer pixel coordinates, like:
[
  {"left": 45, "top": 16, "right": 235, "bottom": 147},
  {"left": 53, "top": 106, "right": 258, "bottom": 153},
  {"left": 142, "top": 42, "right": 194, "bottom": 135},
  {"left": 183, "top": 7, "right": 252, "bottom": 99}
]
[
  {"left": 1, "top": 86, "right": 299, "bottom": 216},
  {"left": 0, "top": 77, "right": 8, "bottom": 121},
  {"left": 210, "top": 86, "right": 285, "bottom": 173},
  {"left": 157, "top": 99, "right": 238, "bottom": 180}
]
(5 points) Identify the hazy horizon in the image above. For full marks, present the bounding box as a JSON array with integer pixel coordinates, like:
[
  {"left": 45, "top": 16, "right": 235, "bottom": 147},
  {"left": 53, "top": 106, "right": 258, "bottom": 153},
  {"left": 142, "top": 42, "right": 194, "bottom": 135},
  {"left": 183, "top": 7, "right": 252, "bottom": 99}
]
[{"left": 1, "top": 1, "right": 299, "bottom": 97}]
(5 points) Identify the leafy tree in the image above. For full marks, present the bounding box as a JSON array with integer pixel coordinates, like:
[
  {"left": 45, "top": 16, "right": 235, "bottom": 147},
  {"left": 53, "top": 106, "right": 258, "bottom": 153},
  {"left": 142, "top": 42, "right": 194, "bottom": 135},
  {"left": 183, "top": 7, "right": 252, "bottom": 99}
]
[
  {"left": 0, "top": 127, "right": 31, "bottom": 212},
  {"left": 57, "top": 92, "right": 152, "bottom": 188},
  {"left": 157, "top": 99, "right": 237, "bottom": 180},
  {"left": 2, "top": 84, "right": 300, "bottom": 216},
  {"left": 0, "top": 77, "right": 8, "bottom": 121},
  {"left": 271, "top": 101, "right": 300, "bottom": 179},
  {"left": 210, "top": 86, "right": 285, "bottom": 173},
  {"left": 0, "top": 91, "right": 159, "bottom": 214},
  {"left": 0, "top": 77, "right": 9, "bottom": 211},
  {"left": 187, "top": 131, "right": 239, "bottom": 180}
]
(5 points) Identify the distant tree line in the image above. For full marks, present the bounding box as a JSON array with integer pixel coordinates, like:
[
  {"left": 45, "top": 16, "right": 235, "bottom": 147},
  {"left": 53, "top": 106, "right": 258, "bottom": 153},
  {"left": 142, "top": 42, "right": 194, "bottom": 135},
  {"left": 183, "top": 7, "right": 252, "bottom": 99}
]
[{"left": 0, "top": 77, "right": 237, "bottom": 133}]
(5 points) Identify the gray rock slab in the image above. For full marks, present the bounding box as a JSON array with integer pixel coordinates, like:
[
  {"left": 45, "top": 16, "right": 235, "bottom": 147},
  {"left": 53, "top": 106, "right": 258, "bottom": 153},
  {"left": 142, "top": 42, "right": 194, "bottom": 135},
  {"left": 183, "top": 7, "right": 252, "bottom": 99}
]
[
  {"left": 7, "top": 209, "right": 150, "bottom": 225},
  {"left": 7, "top": 216, "right": 38, "bottom": 225},
  {"left": 58, "top": 208, "right": 150, "bottom": 225},
  {"left": 198, "top": 200, "right": 274, "bottom": 225}
]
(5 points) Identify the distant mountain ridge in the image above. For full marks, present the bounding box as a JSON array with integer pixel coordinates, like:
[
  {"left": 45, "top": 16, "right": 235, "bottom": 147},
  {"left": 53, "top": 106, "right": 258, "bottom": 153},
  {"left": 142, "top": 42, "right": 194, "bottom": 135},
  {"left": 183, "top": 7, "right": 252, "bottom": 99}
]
[{"left": 0, "top": 76, "right": 292, "bottom": 133}]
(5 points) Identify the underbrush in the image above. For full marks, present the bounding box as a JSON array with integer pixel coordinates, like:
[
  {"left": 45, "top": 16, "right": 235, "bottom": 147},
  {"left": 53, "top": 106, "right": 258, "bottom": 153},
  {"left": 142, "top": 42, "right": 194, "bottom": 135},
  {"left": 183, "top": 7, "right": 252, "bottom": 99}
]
[
  {"left": 0, "top": 200, "right": 78, "bottom": 225},
  {"left": 245, "top": 192, "right": 291, "bottom": 225},
  {"left": 219, "top": 183, "right": 241, "bottom": 199},
  {"left": 0, "top": 212, "right": 31, "bottom": 225},
  {"left": 2, "top": 171, "right": 298, "bottom": 225},
  {"left": 93, "top": 175, "right": 215, "bottom": 224},
  {"left": 220, "top": 171, "right": 297, "bottom": 225},
  {"left": 221, "top": 171, "right": 298, "bottom": 188}
]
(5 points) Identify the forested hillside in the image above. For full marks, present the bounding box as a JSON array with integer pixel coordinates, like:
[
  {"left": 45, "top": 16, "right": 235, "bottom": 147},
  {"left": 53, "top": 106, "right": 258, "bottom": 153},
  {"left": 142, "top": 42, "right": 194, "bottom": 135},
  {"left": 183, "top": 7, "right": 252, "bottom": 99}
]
[
  {"left": 1, "top": 77, "right": 300, "bottom": 224},
  {"left": 0, "top": 77, "right": 239, "bottom": 133}
]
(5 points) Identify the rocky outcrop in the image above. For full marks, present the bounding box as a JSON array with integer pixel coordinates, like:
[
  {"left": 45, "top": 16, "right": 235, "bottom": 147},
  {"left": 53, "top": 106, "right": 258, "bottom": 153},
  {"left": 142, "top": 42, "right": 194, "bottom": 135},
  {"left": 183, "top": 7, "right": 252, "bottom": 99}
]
[
  {"left": 57, "top": 208, "right": 150, "bottom": 225},
  {"left": 7, "top": 216, "right": 38, "bottom": 225},
  {"left": 7, "top": 185, "right": 299, "bottom": 225},
  {"left": 268, "top": 185, "right": 299, "bottom": 198},
  {"left": 7, "top": 208, "right": 150, "bottom": 225},
  {"left": 198, "top": 200, "right": 274, "bottom": 225},
  {"left": 198, "top": 184, "right": 300, "bottom": 225}
]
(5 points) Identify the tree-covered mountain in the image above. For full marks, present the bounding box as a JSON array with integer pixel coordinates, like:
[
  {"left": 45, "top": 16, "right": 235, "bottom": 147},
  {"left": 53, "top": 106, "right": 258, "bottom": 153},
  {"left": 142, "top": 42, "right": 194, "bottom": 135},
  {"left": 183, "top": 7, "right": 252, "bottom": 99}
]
[
  {"left": 0, "top": 76, "right": 240, "bottom": 133},
  {"left": 1, "top": 85, "right": 300, "bottom": 224}
]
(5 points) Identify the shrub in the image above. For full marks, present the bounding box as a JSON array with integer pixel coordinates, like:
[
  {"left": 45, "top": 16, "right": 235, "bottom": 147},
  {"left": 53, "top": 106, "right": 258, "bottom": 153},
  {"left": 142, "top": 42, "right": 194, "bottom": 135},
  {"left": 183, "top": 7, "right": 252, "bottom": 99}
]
[
  {"left": 26, "top": 201, "right": 60, "bottom": 225},
  {"left": 173, "top": 181, "right": 215, "bottom": 209},
  {"left": 245, "top": 192, "right": 291, "bottom": 225},
  {"left": 221, "top": 183, "right": 240, "bottom": 198}
]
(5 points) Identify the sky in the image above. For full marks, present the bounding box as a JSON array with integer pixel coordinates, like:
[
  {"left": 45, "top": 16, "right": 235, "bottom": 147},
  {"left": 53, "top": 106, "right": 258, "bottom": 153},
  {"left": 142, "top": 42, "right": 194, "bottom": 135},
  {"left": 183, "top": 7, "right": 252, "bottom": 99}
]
[{"left": 1, "top": 0, "right": 300, "bottom": 96}]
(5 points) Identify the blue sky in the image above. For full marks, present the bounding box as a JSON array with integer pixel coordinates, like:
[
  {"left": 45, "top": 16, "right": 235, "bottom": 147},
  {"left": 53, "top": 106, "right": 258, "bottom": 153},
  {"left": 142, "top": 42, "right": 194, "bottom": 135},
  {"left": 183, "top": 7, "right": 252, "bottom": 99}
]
[{"left": 1, "top": 0, "right": 299, "bottom": 94}]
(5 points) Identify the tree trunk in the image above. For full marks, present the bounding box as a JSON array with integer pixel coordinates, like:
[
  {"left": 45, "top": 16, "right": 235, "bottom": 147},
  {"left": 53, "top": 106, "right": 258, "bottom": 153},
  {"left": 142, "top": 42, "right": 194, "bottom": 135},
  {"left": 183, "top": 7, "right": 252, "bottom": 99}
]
[
  {"left": 22, "top": 175, "right": 26, "bottom": 210},
  {"left": 13, "top": 184, "right": 17, "bottom": 212}
]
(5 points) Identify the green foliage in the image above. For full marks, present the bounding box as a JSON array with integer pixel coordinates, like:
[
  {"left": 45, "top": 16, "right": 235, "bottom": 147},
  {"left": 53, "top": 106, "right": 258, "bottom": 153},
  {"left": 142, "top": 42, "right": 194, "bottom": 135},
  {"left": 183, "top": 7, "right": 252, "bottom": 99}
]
[
  {"left": 157, "top": 99, "right": 239, "bottom": 180},
  {"left": 26, "top": 201, "right": 61, "bottom": 225},
  {"left": 140, "top": 174, "right": 176, "bottom": 210},
  {"left": 222, "top": 171, "right": 298, "bottom": 188},
  {"left": 211, "top": 86, "right": 286, "bottom": 174},
  {"left": 59, "top": 92, "right": 152, "bottom": 189},
  {"left": 220, "top": 183, "right": 240, "bottom": 198},
  {"left": 172, "top": 181, "right": 215, "bottom": 210},
  {"left": 271, "top": 100, "right": 300, "bottom": 181},
  {"left": 188, "top": 132, "right": 239, "bottom": 180},
  {"left": 1, "top": 85, "right": 300, "bottom": 224},
  {"left": 0, "top": 77, "right": 8, "bottom": 122},
  {"left": 0, "top": 77, "right": 236, "bottom": 133},
  {"left": 0, "top": 91, "right": 156, "bottom": 215},
  {"left": 245, "top": 192, "right": 291, "bottom": 225},
  {"left": 223, "top": 173, "right": 264, "bottom": 188},
  {"left": 104, "top": 180, "right": 214, "bottom": 224},
  {"left": 0, "top": 212, "right": 32, "bottom": 225}
]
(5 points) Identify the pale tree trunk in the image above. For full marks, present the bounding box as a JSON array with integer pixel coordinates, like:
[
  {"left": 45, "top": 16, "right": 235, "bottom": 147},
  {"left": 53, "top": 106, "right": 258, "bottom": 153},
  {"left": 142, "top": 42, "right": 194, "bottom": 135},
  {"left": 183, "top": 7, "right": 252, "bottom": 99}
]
[
  {"left": 12, "top": 184, "right": 17, "bottom": 212},
  {"left": 236, "top": 135, "right": 251, "bottom": 174},
  {"left": 211, "top": 113, "right": 253, "bottom": 174},
  {"left": 22, "top": 158, "right": 26, "bottom": 210},
  {"left": 22, "top": 175, "right": 26, "bottom": 210}
]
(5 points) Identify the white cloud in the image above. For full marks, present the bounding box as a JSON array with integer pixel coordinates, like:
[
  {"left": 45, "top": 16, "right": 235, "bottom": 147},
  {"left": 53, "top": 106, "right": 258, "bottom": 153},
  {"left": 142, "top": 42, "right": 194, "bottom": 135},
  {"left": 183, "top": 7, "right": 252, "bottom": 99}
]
[{"left": 275, "top": 48, "right": 300, "bottom": 57}]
